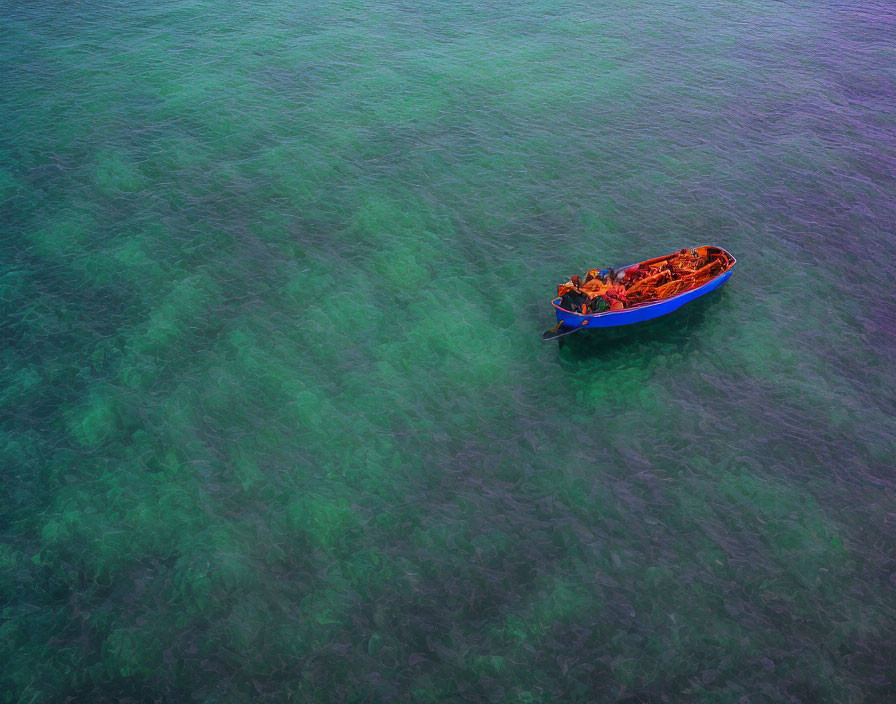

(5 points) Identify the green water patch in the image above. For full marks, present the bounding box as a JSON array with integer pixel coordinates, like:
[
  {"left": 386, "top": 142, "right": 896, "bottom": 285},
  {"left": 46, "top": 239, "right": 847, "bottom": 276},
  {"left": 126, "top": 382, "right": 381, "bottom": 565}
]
[
  {"left": 92, "top": 150, "right": 145, "bottom": 195},
  {"left": 0, "top": 167, "right": 20, "bottom": 201},
  {"left": 27, "top": 207, "right": 96, "bottom": 260}
]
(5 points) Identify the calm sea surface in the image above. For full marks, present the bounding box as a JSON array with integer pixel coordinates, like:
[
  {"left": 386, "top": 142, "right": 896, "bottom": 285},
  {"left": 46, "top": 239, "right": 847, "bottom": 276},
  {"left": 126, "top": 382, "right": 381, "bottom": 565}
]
[{"left": 2, "top": 0, "right": 894, "bottom": 701}]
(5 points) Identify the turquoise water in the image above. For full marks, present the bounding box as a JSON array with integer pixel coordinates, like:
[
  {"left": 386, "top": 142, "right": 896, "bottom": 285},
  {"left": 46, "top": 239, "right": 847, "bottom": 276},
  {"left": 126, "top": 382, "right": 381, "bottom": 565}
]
[{"left": 2, "top": 0, "right": 895, "bottom": 701}]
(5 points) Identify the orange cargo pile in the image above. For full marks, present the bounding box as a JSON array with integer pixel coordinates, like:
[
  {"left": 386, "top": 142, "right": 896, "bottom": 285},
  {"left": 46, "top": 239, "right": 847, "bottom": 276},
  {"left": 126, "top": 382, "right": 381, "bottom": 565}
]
[{"left": 557, "top": 247, "right": 732, "bottom": 314}]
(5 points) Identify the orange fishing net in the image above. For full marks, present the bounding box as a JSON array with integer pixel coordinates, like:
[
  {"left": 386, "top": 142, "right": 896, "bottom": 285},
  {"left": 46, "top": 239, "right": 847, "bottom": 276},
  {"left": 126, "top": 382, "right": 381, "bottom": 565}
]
[{"left": 557, "top": 247, "right": 733, "bottom": 313}]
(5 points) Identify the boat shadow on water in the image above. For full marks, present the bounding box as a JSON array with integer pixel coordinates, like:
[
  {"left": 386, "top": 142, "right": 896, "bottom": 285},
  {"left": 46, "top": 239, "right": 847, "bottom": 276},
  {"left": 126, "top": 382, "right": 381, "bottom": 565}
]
[{"left": 552, "top": 290, "right": 728, "bottom": 360}]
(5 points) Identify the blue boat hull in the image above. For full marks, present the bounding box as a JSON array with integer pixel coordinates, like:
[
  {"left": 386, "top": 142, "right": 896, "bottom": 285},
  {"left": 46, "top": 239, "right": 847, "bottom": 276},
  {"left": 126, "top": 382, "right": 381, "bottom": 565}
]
[{"left": 553, "top": 268, "right": 733, "bottom": 329}]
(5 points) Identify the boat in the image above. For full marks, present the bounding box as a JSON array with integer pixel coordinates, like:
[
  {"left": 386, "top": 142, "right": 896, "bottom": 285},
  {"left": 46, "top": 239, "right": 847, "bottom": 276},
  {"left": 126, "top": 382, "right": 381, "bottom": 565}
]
[{"left": 543, "top": 245, "right": 736, "bottom": 341}]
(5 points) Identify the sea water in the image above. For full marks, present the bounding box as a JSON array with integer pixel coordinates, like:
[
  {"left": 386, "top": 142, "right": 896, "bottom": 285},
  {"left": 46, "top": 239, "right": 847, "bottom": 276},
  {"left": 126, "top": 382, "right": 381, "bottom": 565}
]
[{"left": 1, "top": 0, "right": 894, "bottom": 700}]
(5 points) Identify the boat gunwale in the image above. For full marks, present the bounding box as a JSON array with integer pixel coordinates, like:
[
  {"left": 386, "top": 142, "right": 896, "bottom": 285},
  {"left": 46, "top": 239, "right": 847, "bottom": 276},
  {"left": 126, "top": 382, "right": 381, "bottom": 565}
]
[{"left": 551, "top": 245, "right": 736, "bottom": 319}]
